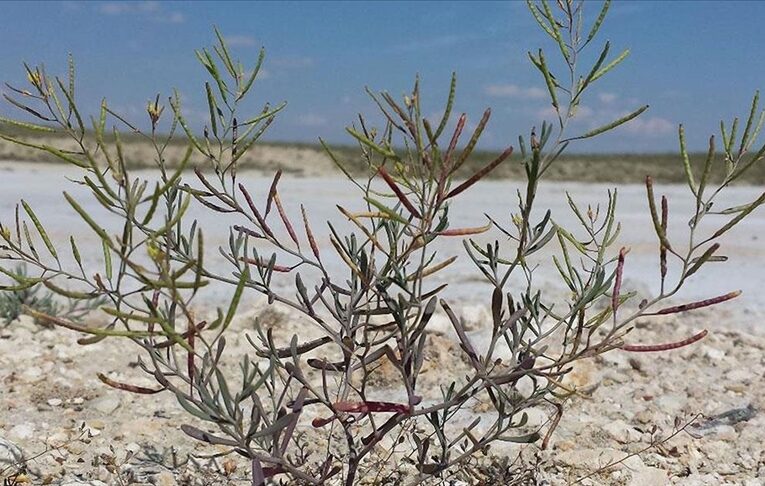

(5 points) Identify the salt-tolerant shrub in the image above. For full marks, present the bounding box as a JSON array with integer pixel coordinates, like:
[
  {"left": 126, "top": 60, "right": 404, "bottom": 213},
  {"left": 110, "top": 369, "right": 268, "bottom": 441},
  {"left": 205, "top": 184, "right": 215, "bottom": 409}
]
[{"left": 1, "top": 1, "right": 763, "bottom": 484}]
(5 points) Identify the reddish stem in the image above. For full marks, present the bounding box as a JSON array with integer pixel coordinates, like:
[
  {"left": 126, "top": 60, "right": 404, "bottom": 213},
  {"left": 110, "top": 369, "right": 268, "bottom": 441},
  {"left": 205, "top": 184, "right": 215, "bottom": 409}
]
[
  {"left": 274, "top": 192, "right": 300, "bottom": 249},
  {"left": 612, "top": 247, "right": 627, "bottom": 312},
  {"left": 241, "top": 257, "right": 292, "bottom": 273},
  {"left": 649, "top": 290, "right": 741, "bottom": 315},
  {"left": 301, "top": 205, "right": 321, "bottom": 261},
  {"left": 97, "top": 373, "right": 165, "bottom": 394},
  {"left": 445, "top": 146, "right": 513, "bottom": 199},
  {"left": 378, "top": 166, "right": 422, "bottom": 219},
  {"left": 622, "top": 329, "right": 708, "bottom": 352}
]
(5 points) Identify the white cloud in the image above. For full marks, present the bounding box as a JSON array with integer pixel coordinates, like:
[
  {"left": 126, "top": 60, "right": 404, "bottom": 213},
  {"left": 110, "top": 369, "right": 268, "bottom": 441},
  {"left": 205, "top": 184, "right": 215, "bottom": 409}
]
[
  {"left": 572, "top": 105, "right": 594, "bottom": 119},
  {"left": 166, "top": 11, "right": 185, "bottom": 24},
  {"left": 389, "top": 34, "right": 483, "bottom": 53},
  {"left": 97, "top": 1, "right": 185, "bottom": 24},
  {"left": 598, "top": 92, "right": 618, "bottom": 104},
  {"left": 272, "top": 57, "right": 315, "bottom": 69},
  {"left": 485, "top": 84, "right": 546, "bottom": 100},
  {"left": 535, "top": 102, "right": 673, "bottom": 138},
  {"left": 621, "top": 116, "right": 674, "bottom": 137},
  {"left": 297, "top": 114, "right": 328, "bottom": 127},
  {"left": 226, "top": 35, "right": 258, "bottom": 48},
  {"left": 99, "top": 2, "right": 131, "bottom": 14},
  {"left": 536, "top": 104, "right": 593, "bottom": 120},
  {"left": 61, "top": 1, "right": 83, "bottom": 10}
]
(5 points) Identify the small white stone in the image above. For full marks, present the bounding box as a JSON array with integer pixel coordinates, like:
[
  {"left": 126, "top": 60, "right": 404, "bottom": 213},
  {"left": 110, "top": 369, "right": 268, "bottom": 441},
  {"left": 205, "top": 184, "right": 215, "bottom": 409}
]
[
  {"left": 627, "top": 467, "right": 668, "bottom": 486},
  {"left": 16, "top": 314, "right": 38, "bottom": 332},
  {"left": 90, "top": 394, "right": 122, "bottom": 414},
  {"left": 8, "top": 423, "right": 34, "bottom": 440},
  {"left": 19, "top": 365, "right": 43, "bottom": 381},
  {"left": 655, "top": 392, "right": 686, "bottom": 415},
  {"left": 156, "top": 471, "right": 178, "bottom": 486},
  {"left": 702, "top": 345, "right": 726, "bottom": 361},
  {"left": 47, "top": 398, "right": 63, "bottom": 407},
  {"left": 603, "top": 420, "right": 643, "bottom": 444},
  {"left": 125, "top": 442, "right": 141, "bottom": 454}
]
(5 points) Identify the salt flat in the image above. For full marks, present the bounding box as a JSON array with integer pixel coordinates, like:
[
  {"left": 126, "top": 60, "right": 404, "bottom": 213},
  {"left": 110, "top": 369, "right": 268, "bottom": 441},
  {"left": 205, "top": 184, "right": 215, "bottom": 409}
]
[
  {"left": 1, "top": 161, "right": 764, "bottom": 484},
  {"left": 1, "top": 161, "right": 762, "bottom": 327}
]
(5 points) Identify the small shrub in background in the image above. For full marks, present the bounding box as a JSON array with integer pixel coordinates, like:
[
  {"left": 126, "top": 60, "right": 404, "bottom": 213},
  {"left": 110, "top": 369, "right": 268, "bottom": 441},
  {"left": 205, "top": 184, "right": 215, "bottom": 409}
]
[
  {"left": 1, "top": 1, "right": 763, "bottom": 484},
  {"left": 0, "top": 264, "right": 103, "bottom": 326}
]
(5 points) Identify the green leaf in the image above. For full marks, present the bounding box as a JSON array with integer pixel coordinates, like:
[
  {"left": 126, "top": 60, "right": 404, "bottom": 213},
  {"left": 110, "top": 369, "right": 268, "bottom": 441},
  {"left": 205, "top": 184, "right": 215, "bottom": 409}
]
[
  {"left": 556, "top": 225, "right": 587, "bottom": 254},
  {"left": 213, "top": 26, "right": 237, "bottom": 78},
  {"left": 540, "top": 0, "right": 569, "bottom": 61},
  {"left": 196, "top": 48, "right": 229, "bottom": 104},
  {"left": 433, "top": 72, "right": 457, "bottom": 139},
  {"left": 698, "top": 136, "right": 715, "bottom": 202},
  {"left": 176, "top": 397, "right": 213, "bottom": 422},
  {"left": 453, "top": 108, "right": 491, "bottom": 173},
  {"left": 645, "top": 177, "right": 672, "bottom": 251},
  {"left": 102, "top": 239, "right": 112, "bottom": 280},
  {"left": 739, "top": 90, "right": 760, "bottom": 155},
  {"left": 534, "top": 49, "right": 558, "bottom": 110},
  {"left": 170, "top": 90, "right": 206, "bottom": 156},
  {"left": 591, "top": 49, "right": 629, "bottom": 83},
  {"left": 364, "top": 197, "right": 408, "bottom": 225},
  {"left": 581, "top": 41, "right": 610, "bottom": 92},
  {"left": 241, "top": 101, "right": 287, "bottom": 126},
  {"left": 0, "top": 116, "right": 55, "bottom": 132},
  {"left": 21, "top": 200, "right": 57, "bottom": 259},
  {"left": 0, "top": 135, "right": 89, "bottom": 168},
  {"left": 21, "top": 221, "right": 39, "bottom": 261},
  {"left": 204, "top": 82, "right": 219, "bottom": 138},
  {"left": 346, "top": 128, "right": 397, "bottom": 158},
  {"left": 64, "top": 192, "right": 110, "bottom": 243},
  {"left": 711, "top": 192, "right": 765, "bottom": 239},
  {"left": 239, "top": 48, "right": 266, "bottom": 100},
  {"left": 525, "top": 0, "right": 555, "bottom": 39},
  {"left": 569, "top": 105, "right": 648, "bottom": 140},
  {"left": 222, "top": 266, "right": 249, "bottom": 332},
  {"left": 586, "top": 0, "right": 611, "bottom": 44},
  {"left": 498, "top": 432, "right": 540, "bottom": 443},
  {"left": 70, "top": 236, "right": 83, "bottom": 271},
  {"left": 678, "top": 125, "right": 697, "bottom": 196}
]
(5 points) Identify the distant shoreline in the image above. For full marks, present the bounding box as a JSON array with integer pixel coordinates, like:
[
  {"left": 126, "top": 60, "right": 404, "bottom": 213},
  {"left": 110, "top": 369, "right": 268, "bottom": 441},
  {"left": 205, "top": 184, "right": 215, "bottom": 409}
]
[{"left": 1, "top": 132, "right": 763, "bottom": 184}]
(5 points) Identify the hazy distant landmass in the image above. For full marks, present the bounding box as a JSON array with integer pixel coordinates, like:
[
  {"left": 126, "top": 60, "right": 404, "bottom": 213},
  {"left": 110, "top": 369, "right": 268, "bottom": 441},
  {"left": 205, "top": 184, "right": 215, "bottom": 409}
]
[{"left": 1, "top": 129, "right": 763, "bottom": 184}]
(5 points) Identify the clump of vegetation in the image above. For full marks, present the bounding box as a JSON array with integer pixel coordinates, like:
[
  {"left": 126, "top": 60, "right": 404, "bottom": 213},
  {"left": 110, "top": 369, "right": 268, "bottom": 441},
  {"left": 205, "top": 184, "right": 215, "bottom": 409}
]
[
  {"left": 1, "top": 1, "right": 763, "bottom": 484},
  {"left": 0, "top": 264, "right": 103, "bottom": 326}
]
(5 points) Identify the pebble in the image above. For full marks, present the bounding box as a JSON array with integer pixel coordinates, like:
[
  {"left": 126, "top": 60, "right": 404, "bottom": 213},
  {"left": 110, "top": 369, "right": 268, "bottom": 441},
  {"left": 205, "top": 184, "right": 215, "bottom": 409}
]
[
  {"left": 702, "top": 345, "right": 726, "bottom": 361},
  {"left": 627, "top": 466, "right": 668, "bottom": 486},
  {"left": 603, "top": 420, "right": 643, "bottom": 444},
  {"left": 88, "top": 419, "right": 106, "bottom": 430},
  {"left": 19, "top": 365, "right": 43, "bottom": 381},
  {"left": 8, "top": 423, "right": 34, "bottom": 440},
  {"left": 156, "top": 471, "right": 178, "bottom": 486},
  {"left": 1, "top": 301, "right": 763, "bottom": 485},
  {"left": 654, "top": 392, "right": 686, "bottom": 415},
  {"left": 90, "top": 395, "right": 122, "bottom": 414}
]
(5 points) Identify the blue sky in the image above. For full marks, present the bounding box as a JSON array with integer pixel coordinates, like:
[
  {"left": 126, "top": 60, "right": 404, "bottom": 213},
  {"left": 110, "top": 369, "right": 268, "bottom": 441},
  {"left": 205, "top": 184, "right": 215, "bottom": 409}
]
[{"left": 1, "top": 1, "right": 764, "bottom": 152}]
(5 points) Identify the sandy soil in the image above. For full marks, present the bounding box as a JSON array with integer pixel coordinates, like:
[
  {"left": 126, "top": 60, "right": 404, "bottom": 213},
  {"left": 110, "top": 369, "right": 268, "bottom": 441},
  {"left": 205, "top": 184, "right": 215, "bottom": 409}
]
[
  {"left": 0, "top": 162, "right": 763, "bottom": 485},
  {"left": 0, "top": 138, "right": 338, "bottom": 177}
]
